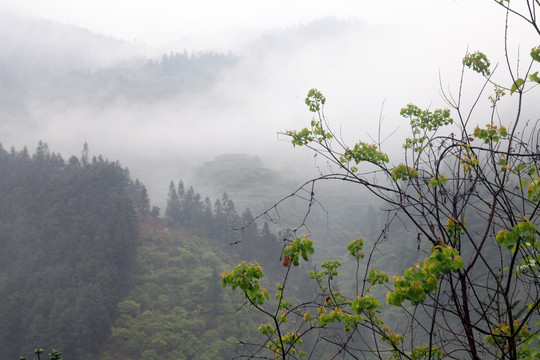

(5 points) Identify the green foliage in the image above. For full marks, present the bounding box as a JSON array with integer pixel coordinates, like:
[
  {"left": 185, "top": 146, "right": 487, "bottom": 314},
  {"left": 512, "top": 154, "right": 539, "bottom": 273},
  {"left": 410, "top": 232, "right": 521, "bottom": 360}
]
[
  {"left": 489, "top": 85, "right": 507, "bottom": 105},
  {"left": 366, "top": 269, "right": 390, "bottom": 286},
  {"left": 484, "top": 320, "right": 537, "bottom": 358},
  {"left": 400, "top": 104, "right": 453, "bottom": 151},
  {"left": 462, "top": 51, "right": 491, "bottom": 75},
  {"left": 427, "top": 173, "right": 448, "bottom": 187},
  {"left": 341, "top": 141, "right": 389, "bottom": 167},
  {"left": 229, "top": 4, "right": 540, "bottom": 358},
  {"left": 446, "top": 217, "right": 465, "bottom": 243},
  {"left": 518, "top": 165, "right": 540, "bottom": 202},
  {"left": 266, "top": 331, "right": 306, "bottom": 359},
  {"left": 409, "top": 345, "right": 444, "bottom": 359},
  {"left": 304, "top": 88, "right": 326, "bottom": 112},
  {"left": 0, "top": 143, "right": 138, "bottom": 359},
  {"left": 496, "top": 219, "right": 536, "bottom": 252},
  {"left": 286, "top": 119, "right": 334, "bottom": 147},
  {"left": 531, "top": 45, "right": 540, "bottom": 62},
  {"left": 496, "top": 219, "right": 539, "bottom": 276},
  {"left": 400, "top": 104, "right": 453, "bottom": 132},
  {"left": 316, "top": 303, "right": 362, "bottom": 330},
  {"left": 465, "top": 46, "right": 540, "bottom": 95},
  {"left": 285, "top": 127, "right": 314, "bottom": 147},
  {"left": 223, "top": 235, "right": 469, "bottom": 357},
  {"left": 309, "top": 260, "right": 341, "bottom": 287},
  {"left": 47, "top": 350, "right": 63, "bottom": 360},
  {"left": 529, "top": 71, "right": 540, "bottom": 83},
  {"left": 18, "top": 349, "right": 63, "bottom": 360},
  {"left": 287, "top": 89, "right": 390, "bottom": 168},
  {"left": 391, "top": 164, "right": 419, "bottom": 181},
  {"left": 283, "top": 235, "right": 315, "bottom": 266},
  {"left": 102, "top": 223, "right": 258, "bottom": 360},
  {"left": 511, "top": 77, "right": 525, "bottom": 95},
  {"left": 346, "top": 237, "right": 365, "bottom": 260},
  {"left": 351, "top": 295, "right": 381, "bottom": 315},
  {"left": 387, "top": 244, "right": 464, "bottom": 306},
  {"left": 222, "top": 262, "right": 269, "bottom": 305},
  {"left": 220, "top": 235, "right": 318, "bottom": 358}
]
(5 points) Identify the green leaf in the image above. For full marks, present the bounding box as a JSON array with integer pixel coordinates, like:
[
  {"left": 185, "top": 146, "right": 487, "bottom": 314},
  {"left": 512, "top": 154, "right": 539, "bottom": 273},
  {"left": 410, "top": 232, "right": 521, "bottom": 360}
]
[
  {"left": 510, "top": 78, "right": 525, "bottom": 95},
  {"left": 531, "top": 45, "right": 540, "bottom": 62}
]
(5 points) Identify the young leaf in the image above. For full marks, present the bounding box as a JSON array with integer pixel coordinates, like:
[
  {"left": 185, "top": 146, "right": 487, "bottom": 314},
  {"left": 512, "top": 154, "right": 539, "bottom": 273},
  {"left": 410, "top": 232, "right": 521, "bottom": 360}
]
[
  {"left": 529, "top": 71, "right": 540, "bottom": 83},
  {"left": 510, "top": 78, "right": 525, "bottom": 95},
  {"left": 531, "top": 45, "right": 540, "bottom": 62}
]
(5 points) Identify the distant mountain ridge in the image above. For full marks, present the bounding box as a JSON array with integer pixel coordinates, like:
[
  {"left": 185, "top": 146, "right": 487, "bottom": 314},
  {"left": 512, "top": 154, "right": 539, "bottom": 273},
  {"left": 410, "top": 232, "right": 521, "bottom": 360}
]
[
  {"left": 0, "top": 11, "right": 239, "bottom": 105},
  {"left": 0, "top": 11, "right": 143, "bottom": 69},
  {"left": 194, "top": 154, "right": 297, "bottom": 213}
]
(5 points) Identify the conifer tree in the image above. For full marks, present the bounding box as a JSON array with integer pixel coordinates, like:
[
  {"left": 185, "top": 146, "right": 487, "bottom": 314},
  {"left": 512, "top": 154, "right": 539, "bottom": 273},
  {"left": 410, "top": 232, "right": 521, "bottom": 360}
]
[{"left": 165, "top": 180, "right": 181, "bottom": 223}]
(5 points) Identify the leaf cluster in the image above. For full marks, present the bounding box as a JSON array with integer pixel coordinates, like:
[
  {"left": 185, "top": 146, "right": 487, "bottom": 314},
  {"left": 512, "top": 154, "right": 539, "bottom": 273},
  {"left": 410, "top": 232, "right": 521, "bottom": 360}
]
[{"left": 387, "top": 244, "right": 464, "bottom": 306}]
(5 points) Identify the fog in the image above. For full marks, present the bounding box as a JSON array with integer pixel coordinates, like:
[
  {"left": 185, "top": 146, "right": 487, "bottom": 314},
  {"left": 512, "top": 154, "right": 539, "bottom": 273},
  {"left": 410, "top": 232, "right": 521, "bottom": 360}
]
[{"left": 1, "top": 1, "right": 539, "bottom": 208}]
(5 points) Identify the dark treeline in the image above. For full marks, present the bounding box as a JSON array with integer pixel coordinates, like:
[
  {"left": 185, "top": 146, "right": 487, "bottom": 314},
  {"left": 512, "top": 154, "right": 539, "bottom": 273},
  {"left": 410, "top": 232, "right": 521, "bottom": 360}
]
[
  {"left": 54, "top": 50, "right": 238, "bottom": 102},
  {"left": 144, "top": 50, "right": 238, "bottom": 77},
  {"left": 0, "top": 142, "right": 144, "bottom": 359},
  {"left": 164, "top": 180, "right": 285, "bottom": 278},
  {"left": 2, "top": 50, "right": 239, "bottom": 108}
]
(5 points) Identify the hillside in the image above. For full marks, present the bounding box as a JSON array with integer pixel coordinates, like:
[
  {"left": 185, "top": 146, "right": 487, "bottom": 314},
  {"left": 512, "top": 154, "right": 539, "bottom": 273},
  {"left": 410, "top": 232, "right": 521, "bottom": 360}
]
[
  {"left": 0, "top": 143, "right": 140, "bottom": 359},
  {"left": 0, "top": 11, "right": 238, "bottom": 112},
  {"left": 99, "top": 218, "right": 261, "bottom": 360},
  {"left": 0, "top": 143, "right": 299, "bottom": 359},
  {"left": 0, "top": 138, "right": 433, "bottom": 360},
  {"left": 194, "top": 154, "right": 297, "bottom": 212},
  {"left": 193, "top": 154, "right": 387, "bottom": 250}
]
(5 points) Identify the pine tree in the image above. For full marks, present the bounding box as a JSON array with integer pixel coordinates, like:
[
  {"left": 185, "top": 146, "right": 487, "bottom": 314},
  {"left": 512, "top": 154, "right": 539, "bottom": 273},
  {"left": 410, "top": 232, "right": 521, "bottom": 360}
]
[{"left": 165, "top": 181, "right": 181, "bottom": 223}]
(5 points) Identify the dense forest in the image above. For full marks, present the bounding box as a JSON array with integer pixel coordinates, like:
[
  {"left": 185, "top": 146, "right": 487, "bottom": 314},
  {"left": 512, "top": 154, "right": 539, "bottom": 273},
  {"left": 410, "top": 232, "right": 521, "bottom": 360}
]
[
  {"left": 0, "top": 143, "right": 140, "bottom": 359},
  {"left": 0, "top": 143, "right": 319, "bottom": 359}
]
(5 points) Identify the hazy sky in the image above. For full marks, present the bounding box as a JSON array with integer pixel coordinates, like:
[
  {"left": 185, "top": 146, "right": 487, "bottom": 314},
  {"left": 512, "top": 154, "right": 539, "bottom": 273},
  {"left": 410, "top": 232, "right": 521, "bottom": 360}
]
[
  {"left": 0, "top": 0, "right": 489, "bottom": 48},
  {"left": 1, "top": 0, "right": 538, "bottom": 206}
]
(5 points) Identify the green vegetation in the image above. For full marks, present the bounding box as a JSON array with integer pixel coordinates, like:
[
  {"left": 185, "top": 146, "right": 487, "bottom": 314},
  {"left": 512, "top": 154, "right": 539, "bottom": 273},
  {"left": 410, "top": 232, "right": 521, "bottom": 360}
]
[
  {"left": 100, "top": 220, "right": 258, "bottom": 360},
  {"left": 224, "top": 2, "right": 540, "bottom": 359},
  {"left": 18, "top": 348, "right": 63, "bottom": 360},
  {"left": 0, "top": 143, "right": 139, "bottom": 359},
  {"left": 0, "top": 142, "right": 300, "bottom": 359},
  {"left": 3, "top": 2, "right": 540, "bottom": 360},
  {"left": 99, "top": 178, "right": 315, "bottom": 359}
]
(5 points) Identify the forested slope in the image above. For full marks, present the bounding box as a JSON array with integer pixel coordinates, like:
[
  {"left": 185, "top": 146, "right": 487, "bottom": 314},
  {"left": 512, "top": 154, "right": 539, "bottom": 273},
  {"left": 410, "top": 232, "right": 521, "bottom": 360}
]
[
  {"left": 0, "top": 142, "right": 412, "bottom": 359},
  {"left": 0, "top": 143, "right": 299, "bottom": 359},
  {"left": 96, "top": 175, "right": 320, "bottom": 359},
  {"left": 0, "top": 143, "right": 141, "bottom": 359},
  {"left": 100, "top": 220, "right": 262, "bottom": 360}
]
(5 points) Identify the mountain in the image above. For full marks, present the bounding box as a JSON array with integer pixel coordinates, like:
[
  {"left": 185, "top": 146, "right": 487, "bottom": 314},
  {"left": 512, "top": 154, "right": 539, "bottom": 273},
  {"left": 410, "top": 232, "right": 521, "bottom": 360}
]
[
  {"left": 0, "top": 11, "right": 142, "bottom": 109},
  {"left": 193, "top": 154, "right": 297, "bottom": 212},
  {"left": 0, "top": 143, "right": 294, "bottom": 359},
  {"left": 0, "top": 11, "right": 239, "bottom": 110}
]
